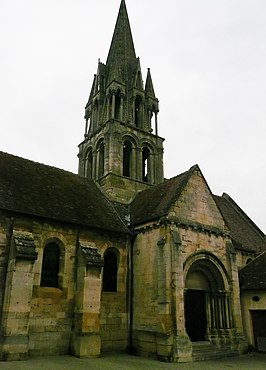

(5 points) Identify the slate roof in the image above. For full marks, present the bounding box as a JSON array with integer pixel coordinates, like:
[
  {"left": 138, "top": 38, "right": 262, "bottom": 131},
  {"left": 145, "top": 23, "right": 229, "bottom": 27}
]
[
  {"left": 130, "top": 166, "right": 194, "bottom": 226},
  {"left": 239, "top": 251, "right": 266, "bottom": 290},
  {"left": 214, "top": 194, "right": 266, "bottom": 253},
  {"left": 0, "top": 151, "right": 129, "bottom": 234}
]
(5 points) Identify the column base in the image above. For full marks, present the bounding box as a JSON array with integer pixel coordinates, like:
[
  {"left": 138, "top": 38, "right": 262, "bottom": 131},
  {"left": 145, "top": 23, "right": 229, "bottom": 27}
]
[
  {"left": 70, "top": 332, "right": 101, "bottom": 358},
  {"left": 172, "top": 334, "right": 192, "bottom": 362}
]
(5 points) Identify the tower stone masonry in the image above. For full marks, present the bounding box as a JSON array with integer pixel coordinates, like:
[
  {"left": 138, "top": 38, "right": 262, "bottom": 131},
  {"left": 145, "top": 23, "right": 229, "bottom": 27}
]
[{"left": 78, "top": 0, "right": 164, "bottom": 203}]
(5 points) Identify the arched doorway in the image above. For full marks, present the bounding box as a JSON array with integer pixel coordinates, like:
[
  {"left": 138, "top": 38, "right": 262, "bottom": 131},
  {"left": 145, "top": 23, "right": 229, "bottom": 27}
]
[
  {"left": 185, "top": 270, "right": 210, "bottom": 341},
  {"left": 184, "top": 256, "right": 231, "bottom": 343}
]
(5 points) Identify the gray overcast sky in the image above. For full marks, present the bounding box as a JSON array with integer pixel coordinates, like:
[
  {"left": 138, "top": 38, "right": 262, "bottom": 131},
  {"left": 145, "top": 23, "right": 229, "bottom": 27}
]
[{"left": 0, "top": 0, "right": 265, "bottom": 232}]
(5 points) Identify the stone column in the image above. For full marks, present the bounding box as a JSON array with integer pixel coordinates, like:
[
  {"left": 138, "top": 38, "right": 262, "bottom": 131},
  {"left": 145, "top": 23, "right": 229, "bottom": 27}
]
[
  {"left": 0, "top": 231, "right": 37, "bottom": 361},
  {"left": 120, "top": 94, "right": 124, "bottom": 121},
  {"left": 70, "top": 243, "right": 103, "bottom": 358},
  {"left": 131, "top": 143, "right": 137, "bottom": 179},
  {"left": 147, "top": 152, "right": 154, "bottom": 184},
  {"left": 111, "top": 93, "right": 115, "bottom": 119},
  {"left": 226, "top": 242, "right": 247, "bottom": 353},
  {"left": 170, "top": 227, "right": 192, "bottom": 362},
  {"left": 156, "top": 233, "right": 172, "bottom": 361},
  {"left": 135, "top": 147, "right": 142, "bottom": 181},
  {"left": 155, "top": 112, "right": 158, "bottom": 136}
]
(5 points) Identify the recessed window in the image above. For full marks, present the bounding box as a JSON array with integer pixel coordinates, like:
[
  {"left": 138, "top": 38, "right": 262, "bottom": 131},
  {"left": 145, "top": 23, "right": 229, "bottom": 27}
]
[
  {"left": 86, "top": 149, "right": 93, "bottom": 179},
  {"left": 40, "top": 243, "right": 60, "bottom": 287},
  {"left": 123, "top": 140, "right": 132, "bottom": 177},
  {"left": 103, "top": 250, "right": 118, "bottom": 292},
  {"left": 98, "top": 141, "right": 105, "bottom": 177},
  {"left": 114, "top": 90, "right": 121, "bottom": 119},
  {"left": 142, "top": 147, "right": 150, "bottom": 182},
  {"left": 135, "top": 96, "right": 141, "bottom": 127}
]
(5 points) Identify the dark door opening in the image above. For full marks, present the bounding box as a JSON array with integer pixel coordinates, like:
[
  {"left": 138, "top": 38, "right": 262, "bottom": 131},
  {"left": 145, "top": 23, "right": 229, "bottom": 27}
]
[
  {"left": 251, "top": 310, "right": 266, "bottom": 352},
  {"left": 185, "top": 289, "right": 207, "bottom": 342}
]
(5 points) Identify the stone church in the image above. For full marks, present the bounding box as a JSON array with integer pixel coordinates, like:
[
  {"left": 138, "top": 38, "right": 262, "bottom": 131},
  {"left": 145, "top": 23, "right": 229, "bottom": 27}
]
[{"left": 0, "top": 0, "right": 265, "bottom": 362}]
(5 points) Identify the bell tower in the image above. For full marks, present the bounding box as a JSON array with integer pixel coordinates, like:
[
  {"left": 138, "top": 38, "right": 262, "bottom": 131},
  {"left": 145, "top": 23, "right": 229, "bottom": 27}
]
[{"left": 78, "top": 0, "right": 164, "bottom": 203}]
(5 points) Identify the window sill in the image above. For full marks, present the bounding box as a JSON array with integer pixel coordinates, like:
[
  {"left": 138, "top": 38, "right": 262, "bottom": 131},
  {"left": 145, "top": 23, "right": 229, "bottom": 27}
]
[{"left": 33, "top": 286, "right": 64, "bottom": 298}]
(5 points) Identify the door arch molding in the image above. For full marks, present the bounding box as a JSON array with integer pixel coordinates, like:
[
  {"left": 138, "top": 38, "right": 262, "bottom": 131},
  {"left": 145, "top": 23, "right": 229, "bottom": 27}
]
[{"left": 183, "top": 252, "right": 232, "bottom": 342}]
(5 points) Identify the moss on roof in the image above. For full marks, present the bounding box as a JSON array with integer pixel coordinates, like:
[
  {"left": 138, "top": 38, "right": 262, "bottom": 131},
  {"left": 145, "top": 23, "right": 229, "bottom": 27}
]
[
  {"left": 214, "top": 193, "right": 266, "bottom": 253},
  {"left": 0, "top": 151, "right": 129, "bottom": 234},
  {"left": 239, "top": 252, "right": 266, "bottom": 290},
  {"left": 130, "top": 167, "right": 193, "bottom": 226}
]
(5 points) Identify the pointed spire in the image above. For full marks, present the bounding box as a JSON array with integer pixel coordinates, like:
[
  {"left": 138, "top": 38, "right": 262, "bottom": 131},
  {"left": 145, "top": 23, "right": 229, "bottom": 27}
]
[
  {"left": 106, "top": 0, "right": 137, "bottom": 85},
  {"left": 145, "top": 68, "right": 156, "bottom": 98}
]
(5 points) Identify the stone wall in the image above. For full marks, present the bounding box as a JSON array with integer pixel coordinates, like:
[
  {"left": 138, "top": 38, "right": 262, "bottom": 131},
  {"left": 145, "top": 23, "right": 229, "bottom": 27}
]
[
  {"left": 99, "top": 235, "right": 129, "bottom": 352},
  {"left": 131, "top": 168, "right": 247, "bottom": 361},
  {"left": 240, "top": 290, "right": 266, "bottom": 349},
  {"left": 0, "top": 213, "right": 129, "bottom": 360}
]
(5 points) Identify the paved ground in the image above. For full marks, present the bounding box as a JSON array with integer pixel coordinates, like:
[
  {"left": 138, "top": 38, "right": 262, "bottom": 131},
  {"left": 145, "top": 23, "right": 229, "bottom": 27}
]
[{"left": 0, "top": 353, "right": 266, "bottom": 370}]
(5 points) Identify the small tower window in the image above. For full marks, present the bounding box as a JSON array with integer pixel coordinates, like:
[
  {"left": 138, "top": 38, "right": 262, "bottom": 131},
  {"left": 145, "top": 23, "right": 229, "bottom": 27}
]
[
  {"left": 114, "top": 90, "right": 121, "bottom": 120},
  {"left": 123, "top": 140, "right": 132, "bottom": 177},
  {"left": 98, "top": 141, "right": 105, "bottom": 178},
  {"left": 86, "top": 149, "right": 93, "bottom": 179},
  {"left": 142, "top": 146, "right": 150, "bottom": 182},
  {"left": 109, "top": 95, "right": 112, "bottom": 119},
  {"left": 151, "top": 105, "right": 156, "bottom": 133},
  {"left": 94, "top": 99, "right": 99, "bottom": 128},
  {"left": 100, "top": 75, "right": 105, "bottom": 90},
  {"left": 103, "top": 250, "right": 118, "bottom": 292},
  {"left": 40, "top": 243, "right": 60, "bottom": 287},
  {"left": 135, "top": 96, "right": 142, "bottom": 127}
]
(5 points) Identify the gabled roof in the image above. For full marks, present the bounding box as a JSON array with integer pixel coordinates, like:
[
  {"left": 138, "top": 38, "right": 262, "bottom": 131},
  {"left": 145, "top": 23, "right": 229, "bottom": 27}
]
[
  {"left": 0, "top": 152, "right": 129, "bottom": 234},
  {"left": 239, "top": 251, "right": 266, "bottom": 290},
  {"left": 214, "top": 193, "right": 266, "bottom": 253},
  {"left": 130, "top": 166, "right": 265, "bottom": 256},
  {"left": 130, "top": 166, "right": 194, "bottom": 226}
]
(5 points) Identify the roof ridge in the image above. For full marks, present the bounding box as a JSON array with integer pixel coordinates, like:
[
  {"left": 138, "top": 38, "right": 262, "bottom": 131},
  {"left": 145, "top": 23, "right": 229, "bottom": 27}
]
[
  {"left": 241, "top": 250, "right": 266, "bottom": 271},
  {"left": 0, "top": 151, "right": 129, "bottom": 234},
  {"left": 94, "top": 181, "right": 131, "bottom": 233},
  {"left": 0, "top": 150, "right": 77, "bottom": 177}
]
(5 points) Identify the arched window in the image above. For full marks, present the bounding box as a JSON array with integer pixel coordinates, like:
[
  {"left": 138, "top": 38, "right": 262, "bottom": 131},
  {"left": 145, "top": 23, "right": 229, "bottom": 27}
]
[
  {"left": 94, "top": 99, "right": 99, "bottom": 126},
  {"left": 151, "top": 105, "right": 157, "bottom": 133},
  {"left": 142, "top": 146, "right": 150, "bottom": 182},
  {"left": 135, "top": 96, "right": 142, "bottom": 127},
  {"left": 40, "top": 243, "right": 60, "bottom": 287},
  {"left": 98, "top": 141, "right": 105, "bottom": 178},
  {"left": 114, "top": 90, "right": 121, "bottom": 120},
  {"left": 103, "top": 250, "right": 118, "bottom": 292},
  {"left": 109, "top": 95, "right": 112, "bottom": 119},
  {"left": 86, "top": 149, "right": 93, "bottom": 179},
  {"left": 123, "top": 140, "right": 132, "bottom": 177}
]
